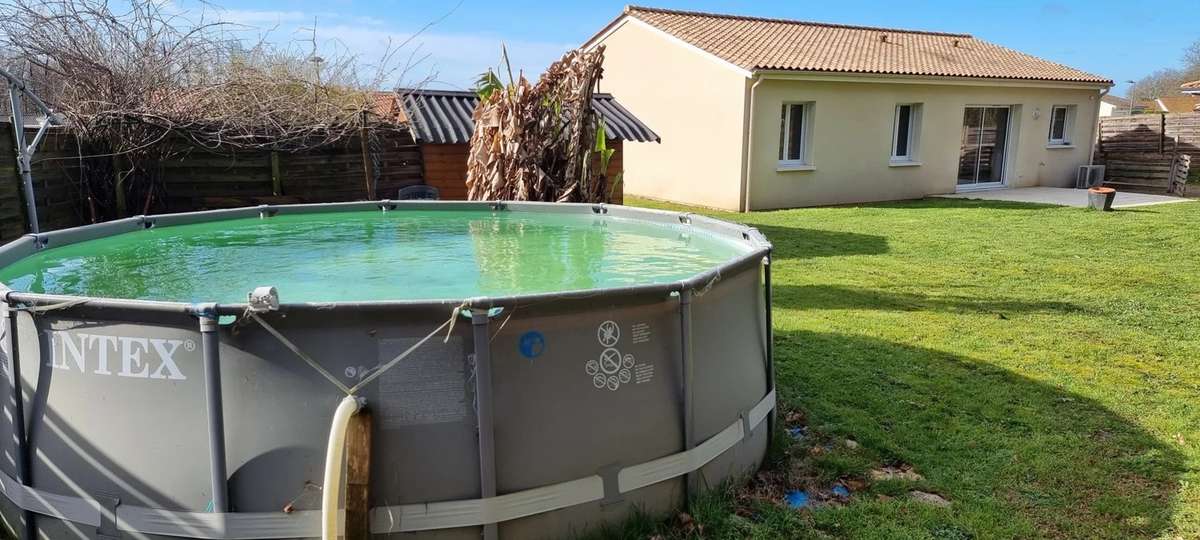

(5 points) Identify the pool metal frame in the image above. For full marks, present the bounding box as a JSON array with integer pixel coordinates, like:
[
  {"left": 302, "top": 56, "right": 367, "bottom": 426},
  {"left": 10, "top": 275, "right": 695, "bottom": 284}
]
[{"left": 0, "top": 201, "right": 774, "bottom": 539}]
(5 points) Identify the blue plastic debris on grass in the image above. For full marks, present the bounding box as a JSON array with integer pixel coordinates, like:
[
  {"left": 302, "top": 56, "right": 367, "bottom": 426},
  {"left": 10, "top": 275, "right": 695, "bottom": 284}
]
[
  {"left": 787, "top": 427, "right": 806, "bottom": 440},
  {"left": 832, "top": 485, "right": 850, "bottom": 497},
  {"left": 784, "top": 490, "right": 810, "bottom": 509}
]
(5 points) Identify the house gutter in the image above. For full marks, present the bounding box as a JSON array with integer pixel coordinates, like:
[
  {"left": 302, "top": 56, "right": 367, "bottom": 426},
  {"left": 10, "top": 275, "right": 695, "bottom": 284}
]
[
  {"left": 1088, "top": 87, "right": 1110, "bottom": 166},
  {"left": 753, "top": 70, "right": 1112, "bottom": 91},
  {"left": 741, "top": 73, "right": 765, "bottom": 212}
]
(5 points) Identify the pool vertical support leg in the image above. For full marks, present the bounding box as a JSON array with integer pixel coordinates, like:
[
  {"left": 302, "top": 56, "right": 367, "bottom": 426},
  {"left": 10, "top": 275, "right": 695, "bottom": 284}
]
[
  {"left": 471, "top": 308, "right": 499, "bottom": 540},
  {"left": 2, "top": 304, "right": 34, "bottom": 540},
  {"left": 198, "top": 309, "right": 230, "bottom": 513},
  {"left": 679, "top": 288, "right": 696, "bottom": 505},
  {"left": 763, "top": 253, "right": 776, "bottom": 448}
]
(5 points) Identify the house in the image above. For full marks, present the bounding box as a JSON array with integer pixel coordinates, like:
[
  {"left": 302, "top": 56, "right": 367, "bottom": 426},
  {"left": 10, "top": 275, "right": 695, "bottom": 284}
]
[
  {"left": 1099, "top": 94, "right": 1125, "bottom": 117},
  {"left": 1154, "top": 95, "right": 1200, "bottom": 113},
  {"left": 388, "top": 89, "right": 658, "bottom": 200},
  {"left": 1183, "top": 80, "right": 1200, "bottom": 96},
  {"left": 1103, "top": 96, "right": 1178, "bottom": 117},
  {"left": 1098, "top": 94, "right": 1155, "bottom": 117},
  {"left": 370, "top": 91, "right": 405, "bottom": 123},
  {"left": 584, "top": 6, "right": 1114, "bottom": 210}
]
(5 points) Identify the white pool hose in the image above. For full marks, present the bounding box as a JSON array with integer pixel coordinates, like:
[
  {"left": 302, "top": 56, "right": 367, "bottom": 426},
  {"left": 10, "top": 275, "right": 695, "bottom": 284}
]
[{"left": 322, "top": 395, "right": 362, "bottom": 540}]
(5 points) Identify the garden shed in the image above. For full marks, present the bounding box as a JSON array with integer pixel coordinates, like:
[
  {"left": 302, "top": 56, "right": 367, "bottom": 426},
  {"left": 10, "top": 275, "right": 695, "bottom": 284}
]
[{"left": 392, "top": 89, "right": 659, "bottom": 201}]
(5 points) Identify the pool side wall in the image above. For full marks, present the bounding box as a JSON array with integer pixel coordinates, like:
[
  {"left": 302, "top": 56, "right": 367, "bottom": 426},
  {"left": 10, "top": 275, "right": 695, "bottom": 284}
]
[{"left": 0, "top": 201, "right": 772, "bottom": 539}]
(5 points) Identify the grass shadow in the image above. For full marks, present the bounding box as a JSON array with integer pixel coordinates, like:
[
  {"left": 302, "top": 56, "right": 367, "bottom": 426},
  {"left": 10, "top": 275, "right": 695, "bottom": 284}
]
[
  {"left": 771, "top": 328, "right": 1186, "bottom": 539},
  {"left": 849, "top": 198, "right": 1065, "bottom": 211},
  {"left": 752, "top": 224, "right": 889, "bottom": 260},
  {"left": 775, "top": 284, "right": 1087, "bottom": 317}
]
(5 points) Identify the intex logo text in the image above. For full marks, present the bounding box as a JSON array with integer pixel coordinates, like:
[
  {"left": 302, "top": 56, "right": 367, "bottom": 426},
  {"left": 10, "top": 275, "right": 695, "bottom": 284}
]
[{"left": 45, "top": 331, "right": 190, "bottom": 381}]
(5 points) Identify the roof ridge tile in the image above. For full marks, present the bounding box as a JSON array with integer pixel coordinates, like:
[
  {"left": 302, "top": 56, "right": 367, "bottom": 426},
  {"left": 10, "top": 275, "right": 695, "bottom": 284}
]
[{"left": 625, "top": 4, "right": 972, "bottom": 38}]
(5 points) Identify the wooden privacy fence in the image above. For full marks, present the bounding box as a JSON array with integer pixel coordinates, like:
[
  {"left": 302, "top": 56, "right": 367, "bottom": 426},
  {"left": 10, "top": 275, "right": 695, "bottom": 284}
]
[
  {"left": 1096, "top": 113, "right": 1198, "bottom": 195},
  {"left": 0, "top": 123, "right": 86, "bottom": 240},
  {"left": 1, "top": 121, "right": 424, "bottom": 242},
  {"left": 157, "top": 131, "right": 423, "bottom": 209}
]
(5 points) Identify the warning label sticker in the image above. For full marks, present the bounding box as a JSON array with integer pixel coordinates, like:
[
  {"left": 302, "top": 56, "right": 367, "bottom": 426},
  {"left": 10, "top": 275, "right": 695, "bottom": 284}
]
[
  {"left": 631, "top": 322, "right": 651, "bottom": 344},
  {"left": 634, "top": 363, "right": 654, "bottom": 384},
  {"left": 585, "top": 320, "right": 653, "bottom": 392}
]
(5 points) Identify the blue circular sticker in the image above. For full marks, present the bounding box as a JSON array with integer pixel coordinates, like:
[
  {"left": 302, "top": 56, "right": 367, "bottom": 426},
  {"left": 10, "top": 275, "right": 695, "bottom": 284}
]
[{"left": 518, "top": 331, "right": 546, "bottom": 359}]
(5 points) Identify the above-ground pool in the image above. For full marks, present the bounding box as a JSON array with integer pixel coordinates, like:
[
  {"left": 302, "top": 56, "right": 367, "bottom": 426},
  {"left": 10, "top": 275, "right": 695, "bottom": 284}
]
[{"left": 0, "top": 201, "right": 774, "bottom": 539}]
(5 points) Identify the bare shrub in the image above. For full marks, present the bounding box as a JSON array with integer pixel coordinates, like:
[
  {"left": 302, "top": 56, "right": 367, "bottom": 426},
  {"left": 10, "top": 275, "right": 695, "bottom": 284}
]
[
  {"left": 465, "top": 46, "right": 616, "bottom": 203},
  {"left": 0, "top": 0, "right": 421, "bottom": 216}
]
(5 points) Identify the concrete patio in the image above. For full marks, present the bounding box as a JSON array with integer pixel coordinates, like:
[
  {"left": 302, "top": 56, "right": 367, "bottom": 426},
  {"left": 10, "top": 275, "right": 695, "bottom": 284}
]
[{"left": 938, "top": 187, "right": 1192, "bottom": 208}]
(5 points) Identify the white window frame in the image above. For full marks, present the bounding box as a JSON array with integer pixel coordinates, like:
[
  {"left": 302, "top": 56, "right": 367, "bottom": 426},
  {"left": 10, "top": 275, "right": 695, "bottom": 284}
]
[
  {"left": 1047, "top": 105, "right": 1075, "bottom": 147},
  {"left": 778, "top": 101, "right": 814, "bottom": 170},
  {"left": 890, "top": 103, "right": 922, "bottom": 165}
]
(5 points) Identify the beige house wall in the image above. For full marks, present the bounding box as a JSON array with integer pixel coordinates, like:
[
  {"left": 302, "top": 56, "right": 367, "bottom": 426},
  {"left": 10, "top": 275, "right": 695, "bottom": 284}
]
[
  {"left": 748, "top": 79, "right": 1102, "bottom": 210},
  {"left": 589, "top": 16, "right": 1107, "bottom": 211},
  {"left": 590, "top": 19, "right": 749, "bottom": 210}
]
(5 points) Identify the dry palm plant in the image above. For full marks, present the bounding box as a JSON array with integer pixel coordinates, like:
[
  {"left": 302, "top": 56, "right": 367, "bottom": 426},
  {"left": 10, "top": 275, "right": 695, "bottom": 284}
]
[
  {"left": 0, "top": 0, "right": 425, "bottom": 216},
  {"left": 464, "top": 45, "right": 616, "bottom": 203}
]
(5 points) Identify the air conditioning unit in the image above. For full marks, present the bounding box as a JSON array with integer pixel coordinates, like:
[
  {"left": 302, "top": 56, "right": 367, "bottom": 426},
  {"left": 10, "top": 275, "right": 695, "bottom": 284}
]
[{"left": 1076, "top": 165, "right": 1105, "bottom": 188}]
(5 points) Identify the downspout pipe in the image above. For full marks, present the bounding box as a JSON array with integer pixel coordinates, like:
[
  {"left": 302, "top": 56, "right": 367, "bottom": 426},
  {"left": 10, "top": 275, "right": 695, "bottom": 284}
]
[
  {"left": 741, "top": 74, "right": 765, "bottom": 212},
  {"left": 1088, "top": 87, "right": 1110, "bottom": 166}
]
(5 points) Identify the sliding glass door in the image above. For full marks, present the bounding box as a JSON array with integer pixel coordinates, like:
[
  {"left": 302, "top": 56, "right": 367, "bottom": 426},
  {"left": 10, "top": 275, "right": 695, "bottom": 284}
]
[{"left": 957, "top": 106, "right": 1011, "bottom": 188}]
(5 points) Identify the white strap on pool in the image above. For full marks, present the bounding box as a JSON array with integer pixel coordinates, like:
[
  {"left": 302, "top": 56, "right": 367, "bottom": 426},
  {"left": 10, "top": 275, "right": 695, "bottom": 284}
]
[{"left": 0, "top": 389, "right": 774, "bottom": 538}]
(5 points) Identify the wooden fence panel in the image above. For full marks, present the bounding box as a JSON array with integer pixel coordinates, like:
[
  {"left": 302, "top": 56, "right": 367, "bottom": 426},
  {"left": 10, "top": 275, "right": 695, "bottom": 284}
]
[
  {"left": 160, "top": 151, "right": 275, "bottom": 210},
  {"left": 1096, "top": 112, "right": 1198, "bottom": 193},
  {"left": 420, "top": 144, "right": 471, "bottom": 200},
  {"left": 278, "top": 133, "right": 422, "bottom": 203},
  {"left": 420, "top": 140, "right": 625, "bottom": 203},
  {"left": 0, "top": 122, "right": 87, "bottom": 241},
  {"left": 1, "top": 122, "right": 426, "bottom": 238}
]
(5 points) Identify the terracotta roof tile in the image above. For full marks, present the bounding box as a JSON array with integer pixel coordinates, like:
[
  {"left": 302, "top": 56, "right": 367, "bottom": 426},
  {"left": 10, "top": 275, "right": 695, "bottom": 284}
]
[
  {"left": 1156, "top": 96, "right": 1200, "bottom": 113},
  {"left": 620, "top": 6, "right": 1112, "bottom": 84},
  {"left": 369, "top": 91, "right": 404, "bottom": 123},
  {"left": 1100, "top": 94, "right": 1127, "bottom": 106}
]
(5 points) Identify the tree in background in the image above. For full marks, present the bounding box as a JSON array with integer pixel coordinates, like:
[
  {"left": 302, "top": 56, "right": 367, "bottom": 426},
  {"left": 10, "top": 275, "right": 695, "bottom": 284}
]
[
  {"left": 0, "top": 0, "right": 422, "bottom": 218},
  {"left": 1128, "top": 38, "right": 1200, "bottom": 100}
]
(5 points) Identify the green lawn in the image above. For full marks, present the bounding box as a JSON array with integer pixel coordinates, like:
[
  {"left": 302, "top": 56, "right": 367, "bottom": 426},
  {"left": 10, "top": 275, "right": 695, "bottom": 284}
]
[{"left": 614, "top": 196, "right": 1200, "bottom": 539}]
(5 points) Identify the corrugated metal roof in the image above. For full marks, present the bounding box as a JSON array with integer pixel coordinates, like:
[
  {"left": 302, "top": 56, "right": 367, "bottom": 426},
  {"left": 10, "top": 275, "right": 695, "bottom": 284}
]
[{"left": 397, "top": 89, "right": 660, "bottom": 145}]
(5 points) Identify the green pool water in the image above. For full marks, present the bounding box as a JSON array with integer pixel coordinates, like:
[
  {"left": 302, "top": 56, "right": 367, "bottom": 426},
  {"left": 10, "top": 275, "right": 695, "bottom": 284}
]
[{"left": 0, "top": 210, "right": 753, "bottom": 303}]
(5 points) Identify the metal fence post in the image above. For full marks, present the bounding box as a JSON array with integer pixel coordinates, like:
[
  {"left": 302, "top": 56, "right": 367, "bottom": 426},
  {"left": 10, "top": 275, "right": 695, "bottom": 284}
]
[
  {"left": 198, "top": 308, "right": 229, "bottom": 512},
  {"left": 3, "top": 67, "right": 60, "bottom": 236},
  {"left": 7, "top": 85, "right": 39, "bottom": 235},
  {"left": 471, "top": 308, "right": 498, "bottom": 540}
]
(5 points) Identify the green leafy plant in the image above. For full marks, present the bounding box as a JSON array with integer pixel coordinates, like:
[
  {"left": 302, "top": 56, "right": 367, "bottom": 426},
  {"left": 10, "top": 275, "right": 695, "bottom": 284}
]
[
  {"left": 594, "top": 118, "right": 615, "bottom": 172},
  {"left": 473, "top": 69, "right": 503, "bottom": 100},
  {"left": 474, "top": 44, "right": 516, "bottom": 100}
]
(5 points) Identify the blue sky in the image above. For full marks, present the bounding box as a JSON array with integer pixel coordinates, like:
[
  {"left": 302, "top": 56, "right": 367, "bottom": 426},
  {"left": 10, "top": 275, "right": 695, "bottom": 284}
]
[{"left": 193, "top": 0, "right": 1198, "bottom": 97}]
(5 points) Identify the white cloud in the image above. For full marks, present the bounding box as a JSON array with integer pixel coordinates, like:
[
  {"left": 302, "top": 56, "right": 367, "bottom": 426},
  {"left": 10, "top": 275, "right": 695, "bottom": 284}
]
[
  {"left": 319, "top": 25, "right": 574, "bottom": 89},
  {"left": 198, "top": 6, "right": 574, "bottom": 89},
  {"left": 216, "top": 9, "right": 312, "bottom": 26}
]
